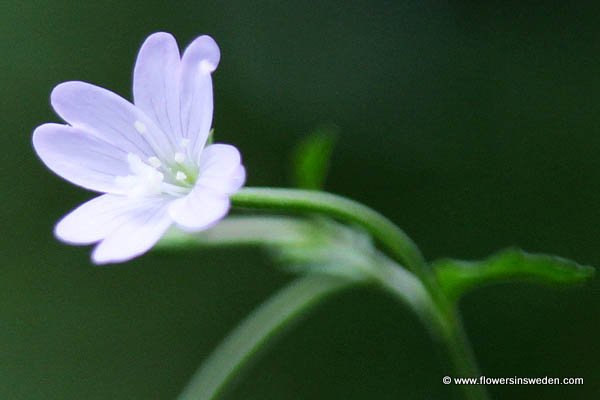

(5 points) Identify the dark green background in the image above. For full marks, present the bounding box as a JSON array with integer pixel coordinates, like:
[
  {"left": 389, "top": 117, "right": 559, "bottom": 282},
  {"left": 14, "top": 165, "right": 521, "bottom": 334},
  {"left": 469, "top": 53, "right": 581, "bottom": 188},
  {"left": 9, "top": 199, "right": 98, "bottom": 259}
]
[{"left": 1, "top": 1, "right": 598, "bottom": 399}]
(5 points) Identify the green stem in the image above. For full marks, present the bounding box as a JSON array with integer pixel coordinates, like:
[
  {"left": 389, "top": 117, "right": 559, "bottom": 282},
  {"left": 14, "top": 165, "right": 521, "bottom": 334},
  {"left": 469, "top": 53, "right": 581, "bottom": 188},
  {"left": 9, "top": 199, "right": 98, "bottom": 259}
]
[
  {"left": 231, "top": 188, "right": 441, "bottom": 315},
  {"left": 442, "top": 311, "right": 490, "bottom": 400},
  {"left": 177, "top": 275, "right": 354, "bottom": 400},
  {"left": 232, "top": 188, "right": 426, "bottom": 275},
  {"left": 231, "top": 187, "right": 489, "bottom": 400},
  {"left": 374, "top": 259, "right": 488, "bottom": 400}
]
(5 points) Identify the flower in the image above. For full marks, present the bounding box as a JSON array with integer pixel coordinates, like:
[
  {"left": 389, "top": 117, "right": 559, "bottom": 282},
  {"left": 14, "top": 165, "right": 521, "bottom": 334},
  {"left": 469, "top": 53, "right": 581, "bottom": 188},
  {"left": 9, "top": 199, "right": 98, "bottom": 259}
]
[{"left": 32, "top": 32, "right": 245, "bottom": 264}]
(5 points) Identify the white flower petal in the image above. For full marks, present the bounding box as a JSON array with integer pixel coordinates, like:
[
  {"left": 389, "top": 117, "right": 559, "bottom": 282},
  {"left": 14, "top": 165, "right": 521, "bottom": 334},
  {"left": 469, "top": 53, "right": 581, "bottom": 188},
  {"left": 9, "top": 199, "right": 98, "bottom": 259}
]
[
  {"left": 133, "top": 32, "right": 183, "bottom": 142},
  {"left": 179, "top": 35, "right": 220, "bottom": 157},
  {"left": 168, "top": 187, "right": 230, "bottom": 231},
  {"left": 196, "top": 166, "right": 246, "bottom": 195},
  {"left": 33, "top": 123, "right": 130, "bottom": 193},
  {"left": 196, "top": 144, "right": 246, "bottom": 194},
  {"left": 92, "top": 198, "right": 173, "bottom": 264},
  {"left": 55, "top": 194, "right": 164, "bottom": 244},
  {"left": 198, "top": 144, "right": 240, "bottom": 173},
  {"left": 51, "top": 81, "right": 174, "bottom": 160}
]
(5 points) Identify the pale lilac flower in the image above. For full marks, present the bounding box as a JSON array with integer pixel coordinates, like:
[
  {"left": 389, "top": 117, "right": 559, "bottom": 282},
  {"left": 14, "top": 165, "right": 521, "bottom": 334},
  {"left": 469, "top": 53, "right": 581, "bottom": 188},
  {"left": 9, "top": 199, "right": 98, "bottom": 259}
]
[{"left": 33, "top": 32, "right": 245, "bottom": 264}]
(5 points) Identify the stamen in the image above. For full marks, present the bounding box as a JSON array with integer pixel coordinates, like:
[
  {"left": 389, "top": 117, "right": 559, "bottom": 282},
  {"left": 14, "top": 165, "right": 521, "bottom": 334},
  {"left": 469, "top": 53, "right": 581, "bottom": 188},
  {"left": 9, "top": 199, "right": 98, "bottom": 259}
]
[
  {"left": 147, "top": 156, "right": 162, "bottom": 168},
  {"left": 175, "top": 171, "right": 187, "bottom": 181},
  {"left": 174, "top": 152, "right": 186, "bottom": 163},
  {"left": 134, "top": 120, "right": 147, "bottom": 134}
]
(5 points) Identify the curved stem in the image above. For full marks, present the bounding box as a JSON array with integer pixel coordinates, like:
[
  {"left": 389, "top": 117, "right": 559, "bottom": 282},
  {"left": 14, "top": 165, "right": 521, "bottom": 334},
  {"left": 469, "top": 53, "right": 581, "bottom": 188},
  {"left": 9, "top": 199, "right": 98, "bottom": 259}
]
[
  {"left": 375, "top": 260, "right": 488, "bottom": 400},
  {"left": 231, "top": 188, "right": 444, "bottom": 326},
  {"left": 231, "top": 187, "right": 489, "bottom": 399},
  {"left": 442, "top": 311, "right": 490, "bottom": 400},
  {"left": 177, "top": 275, "right": 354, "bottom": 400},
  {"left": 232, "top": 188, "right": 427, "bottom": 275}
]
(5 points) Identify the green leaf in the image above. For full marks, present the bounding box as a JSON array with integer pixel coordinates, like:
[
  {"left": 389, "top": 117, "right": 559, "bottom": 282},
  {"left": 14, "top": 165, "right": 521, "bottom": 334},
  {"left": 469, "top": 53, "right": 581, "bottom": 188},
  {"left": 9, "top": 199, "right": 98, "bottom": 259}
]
[
  {"left": 177, "top": 275, "right": 353, "bottom": 400},
  {"left": 433, "top": 248, "right": 595, "bottom": 301},
  {"left": 291, "top": 125, "right": 337, "bottom": 190}
]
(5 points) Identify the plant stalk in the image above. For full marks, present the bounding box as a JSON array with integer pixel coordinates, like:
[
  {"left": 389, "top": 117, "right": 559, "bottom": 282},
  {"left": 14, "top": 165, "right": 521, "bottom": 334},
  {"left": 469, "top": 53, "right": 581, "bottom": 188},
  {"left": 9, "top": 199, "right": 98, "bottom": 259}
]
[
  {"left": 373, "top": 257, "right": 489, "bottom": 400},
  {"left": 441, "top": 310, "right": 490, "bottom": 400},
  {"left": 232, "top": 188, "right": 427, "bottom": 274},
  {"left": 177, "top": 275, "right": 354, "bottom": 400},
  {"left": 231, "top": 187, "right": 489, "bottom": 399}
]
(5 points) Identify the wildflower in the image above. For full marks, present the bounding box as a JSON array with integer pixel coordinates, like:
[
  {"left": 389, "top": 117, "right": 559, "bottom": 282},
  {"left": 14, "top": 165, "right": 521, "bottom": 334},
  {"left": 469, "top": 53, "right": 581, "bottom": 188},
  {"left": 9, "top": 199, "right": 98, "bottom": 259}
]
[{"left": 32, "top": 32, "right": 245, "bottom": 264}]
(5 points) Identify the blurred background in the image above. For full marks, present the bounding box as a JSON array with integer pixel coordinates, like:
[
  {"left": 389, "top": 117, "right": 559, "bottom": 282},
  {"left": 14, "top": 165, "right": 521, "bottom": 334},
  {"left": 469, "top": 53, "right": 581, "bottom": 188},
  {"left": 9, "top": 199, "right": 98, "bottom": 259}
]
[{"left": 1, "top": 1, "right": 598, "bottom": 399}]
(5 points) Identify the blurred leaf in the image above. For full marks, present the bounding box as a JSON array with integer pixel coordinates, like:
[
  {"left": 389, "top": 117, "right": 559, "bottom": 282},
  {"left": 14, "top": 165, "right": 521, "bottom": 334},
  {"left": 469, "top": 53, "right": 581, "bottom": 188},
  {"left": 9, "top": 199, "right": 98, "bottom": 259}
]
[
  {"left": 433, "top": 248, "right": 595, "bottom": 301},
  {"left": 271, "top": 218, "right": 376, "bottom": 280},
  {"left": 157, "top": 215, "right": 377, "bottom": 281},
  {"left": 292, "top": 125, "right": 338, "bottom": 190},
  {"left": 157, "top": 216, "right": 316, "bottom": 250}
]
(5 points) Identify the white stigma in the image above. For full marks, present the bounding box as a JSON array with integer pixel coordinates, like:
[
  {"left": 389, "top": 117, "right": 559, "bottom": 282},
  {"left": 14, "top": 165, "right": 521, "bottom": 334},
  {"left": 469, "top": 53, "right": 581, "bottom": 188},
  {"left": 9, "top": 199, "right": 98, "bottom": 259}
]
[
  {"left": 147, "top": 156, "right": 162, "bottom": 168},
  {"left": 175, "top": 171, "right": 187, "bottom": 181},
  {"left": 174, "top": 152, "right": 186, "bottom": 163},
  {"left": 134, "top": 120, "right": 147, "bottom": 134},
  {"left": 180, "top": 138, "right": 190, "bottom": 148}
]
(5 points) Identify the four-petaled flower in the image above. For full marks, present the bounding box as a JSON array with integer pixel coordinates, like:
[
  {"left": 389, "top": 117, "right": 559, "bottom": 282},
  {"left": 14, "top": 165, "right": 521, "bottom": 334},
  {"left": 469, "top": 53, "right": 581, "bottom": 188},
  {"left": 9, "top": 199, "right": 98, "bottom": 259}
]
[{"left": 33, "top": 32, "right": 245, "bottom": 264}]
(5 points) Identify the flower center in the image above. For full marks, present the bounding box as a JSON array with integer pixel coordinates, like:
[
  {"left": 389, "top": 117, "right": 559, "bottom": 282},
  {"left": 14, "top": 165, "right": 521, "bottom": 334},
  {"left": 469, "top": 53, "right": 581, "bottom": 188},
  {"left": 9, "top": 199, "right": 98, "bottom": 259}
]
[{"left": 115, "top": 150, "right": 198, "bottom": 198}]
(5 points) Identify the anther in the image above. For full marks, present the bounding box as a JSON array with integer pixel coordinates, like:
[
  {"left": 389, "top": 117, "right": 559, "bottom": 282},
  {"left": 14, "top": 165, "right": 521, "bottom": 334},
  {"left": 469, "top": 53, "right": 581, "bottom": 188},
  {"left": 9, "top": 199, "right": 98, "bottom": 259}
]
[
  {"left": 175, "top": 171, "right": 187, "bottom": 181},
  {"left": 174, "top": 152, "right": 185, "bottom": 163},
  {"left": 147, "top": 156, "right": 162, "bottom": 168}
]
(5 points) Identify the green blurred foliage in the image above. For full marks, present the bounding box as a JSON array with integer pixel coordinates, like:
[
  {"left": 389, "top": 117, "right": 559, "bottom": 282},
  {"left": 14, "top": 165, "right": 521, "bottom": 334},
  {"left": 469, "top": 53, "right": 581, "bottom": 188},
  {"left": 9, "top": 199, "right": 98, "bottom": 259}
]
[
  {"left": 291, "top": 125, "right": 337, "bottom": 190},
  {"left": 434, "top": 248, "right": 595, "bottom": 302},
  {"left": 1, "top": 1, "right": 598, "bottom": 399}
]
